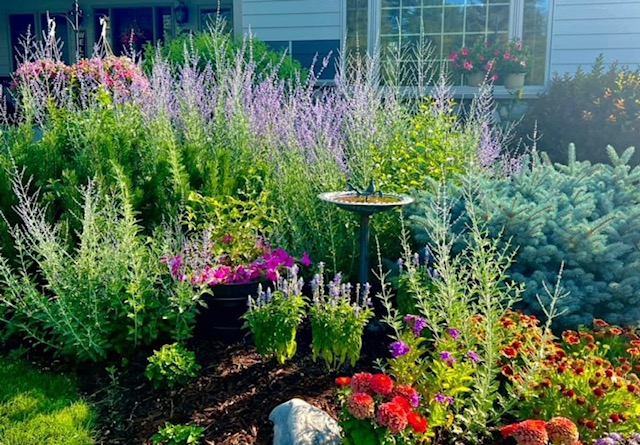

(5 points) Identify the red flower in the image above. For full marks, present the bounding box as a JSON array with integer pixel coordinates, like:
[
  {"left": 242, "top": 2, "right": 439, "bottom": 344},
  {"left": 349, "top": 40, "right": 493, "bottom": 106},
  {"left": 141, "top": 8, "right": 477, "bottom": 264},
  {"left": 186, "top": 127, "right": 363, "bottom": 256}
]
[
  {"left": 335, "top": 377, "right": 351, "bottom": 386},
  {"left": 377, "top": 401, "right": 408, "bottom": 434},
  {"left": 390, "top": 396, "right": 412, "bottom": 413},
  {"left": 501, "top": 364, "right": 515, "bottom": 377},
  {"left": 594, "top": 319, "right": 609, "bottom": 327},
  {"left": 546, "top": 417, "right": 579, "bottom": 445},
  {"left": 350, "top": 372, "right": 373, "bottom": 394},
  {"left": 393, "top": 384, "right": 420, "bottom": 407},
  {"left": 347, "top": 392, "right": 375, "bottom": 419},
  {"left": 609, "top": 413, "right": 620, "bottom": 423},
  {"left": 576, "top": 396, "right": 586, "bottom": 405},
  {"left": 407, "top": 411, "right": 428, "bottom": 433},
  {"left": 584, "top": 419, "right": 596, "bottom": 430},
  {"left": 593, "top": 387, "right": 605, "bottom": 398},
  {"left": 501, "top": 423, "right": 519, "bottom": 438},
  {"left": 628, "top": 383, "right": 637, "bottom": 393},
  {"left": 609, "top": 327, "right": 623, "bottom": 336},
  {"left": 503, "top": 420, "right": 549, "bottom": 445},
  {"left": 370, "top": 373, "right": 394, "bottom": 396},
  {"left": 501, "top": 347, "right": 518, "bottom": 358}
]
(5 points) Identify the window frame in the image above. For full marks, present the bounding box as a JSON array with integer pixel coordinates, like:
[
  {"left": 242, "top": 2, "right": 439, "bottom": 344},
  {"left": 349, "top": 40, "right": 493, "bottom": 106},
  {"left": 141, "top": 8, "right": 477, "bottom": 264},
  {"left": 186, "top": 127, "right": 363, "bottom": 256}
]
[{"left": 350, "top": 0, "right": 554, "bottom": 96}]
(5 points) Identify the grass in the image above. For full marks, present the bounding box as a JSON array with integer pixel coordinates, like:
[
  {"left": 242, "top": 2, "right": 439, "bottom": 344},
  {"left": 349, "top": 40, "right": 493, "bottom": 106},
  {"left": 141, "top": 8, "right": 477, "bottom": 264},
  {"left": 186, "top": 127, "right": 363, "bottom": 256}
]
[{"left": 0, "top": 355, "right": 94, "bottom": 445}]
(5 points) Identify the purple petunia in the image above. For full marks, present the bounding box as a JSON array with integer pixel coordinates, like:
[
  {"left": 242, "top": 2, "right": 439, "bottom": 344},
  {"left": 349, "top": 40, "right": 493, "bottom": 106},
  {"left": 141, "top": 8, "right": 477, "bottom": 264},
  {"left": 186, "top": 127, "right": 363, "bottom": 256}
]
[{"left": 389, "top": 341, "right": 410, "bottom": 358}]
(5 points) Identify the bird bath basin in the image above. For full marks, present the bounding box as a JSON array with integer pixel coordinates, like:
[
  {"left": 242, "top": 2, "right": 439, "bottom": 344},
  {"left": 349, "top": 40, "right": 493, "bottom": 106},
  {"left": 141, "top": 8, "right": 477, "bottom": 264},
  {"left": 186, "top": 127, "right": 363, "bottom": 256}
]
[{"left": 318, "top": 189, "right": 414, "bottom": 284}]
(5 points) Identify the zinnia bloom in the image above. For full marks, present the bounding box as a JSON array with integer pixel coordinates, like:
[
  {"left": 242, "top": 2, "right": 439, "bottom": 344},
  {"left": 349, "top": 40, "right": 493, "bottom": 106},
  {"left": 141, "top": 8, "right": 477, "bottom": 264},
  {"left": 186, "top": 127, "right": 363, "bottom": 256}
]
[
  {"left": 390, "top": 396, "right": 412, "bottom": 413},
  {"left": 546, "top": 417, "right": 579, "bottom": 445},
  {"left": 347, "top": 392, "right": 375, "bottom": 419},
  {"left": 370, "top": 373, "right": 394, "bottom": 396},
  {"left": 350, "top": 372, "right": 373, "bottom": 394},
  {"left": 377, "top": 401, "right": 408, "bottom": 433},
  {"left": 389, "top": 341, "right": 410, "bottom": 358},
  {"left": 504, "top": 420, "right": 548, "bottom": 445},
  {"left": 394, "top": 384, "right": 420, "bottom": 407},
  {"left": 407, "top": 411, "right": 428, "bottom": 433}
]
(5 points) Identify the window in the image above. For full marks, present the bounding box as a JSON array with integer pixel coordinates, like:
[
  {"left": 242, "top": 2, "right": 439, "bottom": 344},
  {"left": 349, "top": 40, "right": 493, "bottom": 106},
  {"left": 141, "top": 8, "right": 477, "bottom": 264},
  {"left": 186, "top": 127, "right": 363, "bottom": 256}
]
[
  {"left": 94, "top": 6, "right": 175, "bottom": 55},
  {"left": 200, "top": 4, "right": 234, "bottom": 32},
  {"left": 348, "top": 0, "right": 551, "bottom": 87},
  {"left": 10, "top": 13, "right": 71, "bottom": 70}
]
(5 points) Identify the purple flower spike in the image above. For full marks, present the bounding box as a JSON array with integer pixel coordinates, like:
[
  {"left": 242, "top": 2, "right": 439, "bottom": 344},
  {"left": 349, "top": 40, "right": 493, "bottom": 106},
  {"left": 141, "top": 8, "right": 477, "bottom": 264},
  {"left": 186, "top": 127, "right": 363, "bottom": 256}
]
[
  {"left": 439, "top": 351, "right": 456, "bottom": 367},
  {"left": 447, "top": 327, "right": 459, "bottom": 340},
  {"left": 434, "top": 392, "right": 454, "bottom": 405},
  {"left": 389, "top": 341, "right": 410, "bottom": 358},
  {"left": 467, "top": 350, "right": 480, "bottom": 363}
]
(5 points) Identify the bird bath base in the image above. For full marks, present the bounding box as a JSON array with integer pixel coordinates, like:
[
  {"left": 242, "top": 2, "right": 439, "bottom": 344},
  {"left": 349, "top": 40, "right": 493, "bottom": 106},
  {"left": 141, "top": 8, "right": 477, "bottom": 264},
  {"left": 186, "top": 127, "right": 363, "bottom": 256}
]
[{"left": 318, "top": 191, "right": 414, "bottom": 284}]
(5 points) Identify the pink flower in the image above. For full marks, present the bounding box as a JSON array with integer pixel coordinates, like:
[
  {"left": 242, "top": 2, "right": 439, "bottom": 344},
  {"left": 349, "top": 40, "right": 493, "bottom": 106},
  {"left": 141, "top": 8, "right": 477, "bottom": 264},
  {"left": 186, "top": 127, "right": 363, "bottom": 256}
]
[
  {"left": 463, "top": 60, "right": 473, "bottom": 71},
  {"left": 503, "top": 51, "right": 512, "bottom": 60},
  {"left": 449, "top": 51, "right": 459, "bottom": 61},
  {"left": 212, "top": 265, "right": 232, "bottom": 284},
  {"left": 377, "top": 401, "right": 408, "bottom": 433},
  {"left": 300, "top": 252, "right": 311, "bottom": 267},
  {"left": 347, "top": 393, "right": 375, "bottom": 419},
  {"left": 350, "top": 372, "right": 373, "bottom": 394},
  {"left": 461, "top": 47, "right": 469, "bottom": 56}
]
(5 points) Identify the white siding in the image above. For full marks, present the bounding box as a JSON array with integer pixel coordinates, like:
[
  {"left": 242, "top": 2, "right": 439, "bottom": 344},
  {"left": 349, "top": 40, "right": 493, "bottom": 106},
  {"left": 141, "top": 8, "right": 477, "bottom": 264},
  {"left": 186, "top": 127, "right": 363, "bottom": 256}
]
[
  {"left": 242, "top": 0, "right": 342, "bottom": 42},
  {"left": 550, "top": 0, "right": 640, "bottom": 75}
]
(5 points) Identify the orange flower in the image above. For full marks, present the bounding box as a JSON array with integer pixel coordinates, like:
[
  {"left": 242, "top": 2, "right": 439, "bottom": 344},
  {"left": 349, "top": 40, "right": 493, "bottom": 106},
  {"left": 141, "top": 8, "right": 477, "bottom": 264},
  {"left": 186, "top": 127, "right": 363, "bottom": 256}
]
[
  {"left": 546, "top": 417, "right": 579, "bottom": 445},
  {"left": 594, "top": 319, "right": 609, "bottom": 327},
  {"left": 501, "top": 364, "right": 515, "bottom": 377},
  {"left": 609, "top": 327, "right": 623, "bottom": 336},
  {"left": 407, "top": 411, "right": 428, "bottom": 433},
  {"left": 565, "top": 335, "right": 580, "bottom": 345},
  {"left": 627, "top": 347, "right": 640, "bottom": 357},
  {"left": 335, "top": 377, "right": 351, "bottom": 386},
  {"left": 513, "top": 420, "right": 549, "bottom": 445}
]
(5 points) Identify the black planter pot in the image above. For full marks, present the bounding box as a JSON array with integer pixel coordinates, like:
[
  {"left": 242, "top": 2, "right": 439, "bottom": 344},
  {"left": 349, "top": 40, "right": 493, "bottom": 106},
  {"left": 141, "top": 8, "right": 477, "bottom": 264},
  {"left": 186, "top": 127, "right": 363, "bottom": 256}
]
[{"left": 195, "top": 281, "right": 266, "bottom": 342}]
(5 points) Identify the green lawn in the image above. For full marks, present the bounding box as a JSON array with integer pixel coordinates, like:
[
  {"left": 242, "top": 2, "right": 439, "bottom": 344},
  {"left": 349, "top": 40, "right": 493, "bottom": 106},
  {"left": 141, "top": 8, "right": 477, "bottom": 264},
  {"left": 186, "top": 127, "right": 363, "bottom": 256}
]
[{"left": 0, "top": 356, "right": 94, "bottom": 445}]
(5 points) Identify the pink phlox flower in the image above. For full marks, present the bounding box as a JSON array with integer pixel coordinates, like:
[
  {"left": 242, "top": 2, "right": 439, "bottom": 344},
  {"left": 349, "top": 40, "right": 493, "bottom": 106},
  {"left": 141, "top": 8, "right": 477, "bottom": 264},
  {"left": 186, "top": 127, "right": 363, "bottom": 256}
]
[
  {"left": 461, "top": 48, "right": 469, "bottom": 56},
  {"left": 463, "top": 60, "right": 473, "bottom": 70},
  {"left": 449, "top": 51, "right": 459, "bottom": 61}
]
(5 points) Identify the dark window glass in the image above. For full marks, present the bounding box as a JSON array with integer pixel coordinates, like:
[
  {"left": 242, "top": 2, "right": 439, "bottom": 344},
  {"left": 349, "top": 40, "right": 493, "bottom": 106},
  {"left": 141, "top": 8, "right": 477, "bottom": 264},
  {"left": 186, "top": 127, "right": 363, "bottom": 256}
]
[
  {"left": 40, "top": 13, "right": 71, "bottom": 64},
  {"left": 523, "top": 0, "right": 550, "bottom": 85},
  {"left": 201, "top": 4, "right": 234, "bottom": 33},
  {"left": 346, "top": 0, "right": 369, "bottom": 55},
  {"left": 291, "top": 40, "right": 340, "bottom": 80},
  {"left": 10, "top": 14, "right": 36, "bottom": 70},
  {"left": 112, "top": 7, "right": 153, "bottom": 55}
]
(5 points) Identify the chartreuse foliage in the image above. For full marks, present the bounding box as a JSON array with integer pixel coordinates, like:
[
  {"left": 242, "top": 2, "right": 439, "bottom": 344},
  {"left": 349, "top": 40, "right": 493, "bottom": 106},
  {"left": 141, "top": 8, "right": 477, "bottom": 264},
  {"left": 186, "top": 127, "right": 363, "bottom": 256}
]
[
  {"left": 145, "top": 343, "right": 201, "bottom": 390},
  {"left": 410, "top": 145, "right": 640, "bottom": 329},
  {"left": 0, "top": 356, "right": 94, "bottom": 445},
  {"left": 151, "top": 422, "right": 204, "bottom": 445}
]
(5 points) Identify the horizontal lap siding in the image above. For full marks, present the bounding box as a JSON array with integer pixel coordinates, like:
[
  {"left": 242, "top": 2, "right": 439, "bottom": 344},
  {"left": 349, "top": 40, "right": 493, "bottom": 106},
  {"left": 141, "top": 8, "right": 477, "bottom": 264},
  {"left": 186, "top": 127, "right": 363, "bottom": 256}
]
[
  {"left": 242, "top": 0, "right": 342, "bottom": 41},
  {"left": 550, "top": 1, "right": 640, "bottom": 75}
]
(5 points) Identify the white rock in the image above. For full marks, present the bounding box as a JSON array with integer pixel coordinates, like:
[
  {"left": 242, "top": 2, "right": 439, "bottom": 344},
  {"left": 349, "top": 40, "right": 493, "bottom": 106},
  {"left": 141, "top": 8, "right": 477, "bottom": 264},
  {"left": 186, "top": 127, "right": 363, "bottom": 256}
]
[{"left": 269, "top": 398, "right": 341, "bottom": 445}]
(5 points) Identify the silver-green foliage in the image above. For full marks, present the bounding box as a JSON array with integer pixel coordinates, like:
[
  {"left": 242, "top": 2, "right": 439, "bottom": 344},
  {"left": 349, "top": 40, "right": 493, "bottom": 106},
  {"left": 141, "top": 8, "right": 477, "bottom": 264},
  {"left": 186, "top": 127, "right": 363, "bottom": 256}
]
[
  {"left": 411, "top": 145, "right": 640, "bottom": 328},
  {"left": 0, "top": 168, "right": 199, "bottom": 362}
]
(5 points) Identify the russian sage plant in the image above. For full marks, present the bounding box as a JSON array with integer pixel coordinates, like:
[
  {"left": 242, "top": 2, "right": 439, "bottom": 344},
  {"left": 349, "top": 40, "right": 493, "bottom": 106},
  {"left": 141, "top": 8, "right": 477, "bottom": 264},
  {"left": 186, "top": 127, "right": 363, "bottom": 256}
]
[
  {"left": 309, "top": 263, "right": 374, "bottom": 370},
  {"left": 242, "top": 266, "right": 306, "bottom": 364},
  {"left": 0, "top": 168, "right": 199, "bottom": 362}
]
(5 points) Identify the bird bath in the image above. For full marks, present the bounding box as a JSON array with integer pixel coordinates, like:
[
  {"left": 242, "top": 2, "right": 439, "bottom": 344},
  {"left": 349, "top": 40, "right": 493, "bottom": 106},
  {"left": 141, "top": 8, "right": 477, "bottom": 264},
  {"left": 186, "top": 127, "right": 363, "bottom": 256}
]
[{"left": 318, "top": 186, "right": 413, "bottom": 285}]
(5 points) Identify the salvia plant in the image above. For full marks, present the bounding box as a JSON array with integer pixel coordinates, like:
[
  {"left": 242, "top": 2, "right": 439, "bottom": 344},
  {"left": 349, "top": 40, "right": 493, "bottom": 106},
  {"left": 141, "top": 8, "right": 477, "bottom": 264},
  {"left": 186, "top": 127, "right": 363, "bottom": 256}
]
[
  {"left": 308, "top": 263, "right": 374, "bottom": 370},
  {"left": 242, "top": 266, "right": 307, "bottom": 364}
]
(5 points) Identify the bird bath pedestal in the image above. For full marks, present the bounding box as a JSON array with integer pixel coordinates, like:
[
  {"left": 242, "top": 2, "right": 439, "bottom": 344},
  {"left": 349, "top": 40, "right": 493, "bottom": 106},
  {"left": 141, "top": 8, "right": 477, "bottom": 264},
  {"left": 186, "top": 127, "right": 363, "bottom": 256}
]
[{"left": 318, "top": 190, "right": 414, "bottom": 285}]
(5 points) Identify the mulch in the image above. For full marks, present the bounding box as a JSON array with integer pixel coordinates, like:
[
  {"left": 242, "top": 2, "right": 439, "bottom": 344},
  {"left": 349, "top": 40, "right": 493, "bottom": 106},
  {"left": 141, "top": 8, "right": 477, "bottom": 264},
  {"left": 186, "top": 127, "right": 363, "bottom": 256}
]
[{"left": 79, "top": 320, "right": 391, "bottom": 445}]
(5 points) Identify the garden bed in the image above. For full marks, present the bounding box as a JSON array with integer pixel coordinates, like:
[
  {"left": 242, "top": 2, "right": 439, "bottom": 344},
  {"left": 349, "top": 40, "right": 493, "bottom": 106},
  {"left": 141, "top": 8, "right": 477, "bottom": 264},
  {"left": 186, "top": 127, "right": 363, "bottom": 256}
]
[{"left": 79, "top": 322, "right": 389, "bottom": 444}]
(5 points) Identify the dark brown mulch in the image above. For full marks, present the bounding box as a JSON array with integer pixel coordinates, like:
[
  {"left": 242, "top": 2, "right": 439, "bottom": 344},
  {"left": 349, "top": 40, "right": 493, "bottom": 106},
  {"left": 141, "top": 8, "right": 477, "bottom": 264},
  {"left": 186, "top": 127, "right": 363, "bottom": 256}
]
[{"left": 79, "top": 320, "right": 391, "bottom": 445}]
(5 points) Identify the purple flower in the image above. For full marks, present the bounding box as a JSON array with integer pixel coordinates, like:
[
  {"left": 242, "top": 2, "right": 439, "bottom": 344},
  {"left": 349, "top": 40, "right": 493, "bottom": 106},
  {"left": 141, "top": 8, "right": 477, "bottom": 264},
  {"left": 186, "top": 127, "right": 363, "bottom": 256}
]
[
  {"left": 404, "top": 314, "right": 427, "bottom": 337},
  {"left": 467, "top": 350, "right": 480, "bottom": 363},
  {"left": 300, "top": 252, "right": 311, "bottom": 267},
  {"left": 389, "top": 341, "right": 410, "bottom": 358},
  {"left": 439, "top": 351, "right": 456, "bottom": 367},
  {"left": 447, "top": 327, "right": 459, "bottom": 340},
  {"left": 434, "top": 392, "right": 454, "bottom": 405}
]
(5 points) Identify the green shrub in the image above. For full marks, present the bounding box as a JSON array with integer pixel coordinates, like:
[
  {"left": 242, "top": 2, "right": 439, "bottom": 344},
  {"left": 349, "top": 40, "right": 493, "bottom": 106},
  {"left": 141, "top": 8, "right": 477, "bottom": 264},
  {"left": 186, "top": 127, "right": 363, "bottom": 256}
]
[
  {"left": 143, "top": 26, "right": 305, "bottom": 82},
  {"left": 518, "top": 55, "right": 640, "bottom": 166},
  {"left": 410, "top": 145, "right": 640, "bottom": 328},
  {"left": 0, "top": 170, "right": 199, "bottom": 362},
  {"left": 151, "top": 422, "right": 204, "bottom": 445},
  {"left": 145, "top": 343, "right": 201, "bottom": 390}
]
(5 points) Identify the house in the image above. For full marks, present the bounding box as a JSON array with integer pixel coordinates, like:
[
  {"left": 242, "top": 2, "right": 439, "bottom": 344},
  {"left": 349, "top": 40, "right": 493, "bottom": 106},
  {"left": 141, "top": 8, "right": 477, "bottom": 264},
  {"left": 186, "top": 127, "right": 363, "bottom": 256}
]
[{"left": 1, "top": 0, "right": 640, "bottom": 93}]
